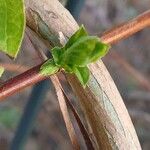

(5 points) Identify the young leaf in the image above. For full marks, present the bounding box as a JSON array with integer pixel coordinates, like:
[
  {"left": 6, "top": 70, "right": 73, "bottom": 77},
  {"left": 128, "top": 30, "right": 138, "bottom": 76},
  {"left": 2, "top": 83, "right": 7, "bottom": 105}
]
[
  {"left": 0, "top": 0, "right": 25, "bottom": 58},
  {"left": 60, "top": 36, "right": 108, "bottom": 67},
  {"left": 88, "top": 39, "right": 110, "bottom": 63},
  {"left": 41, "top": 25, "right": 110, "bottom": 87},
  {"left": 73, "top": 66, "right": 90, "bottom": 87},
  {"left": 51, "top": 46, "right": 62, "bottom": 66},
  {"left": 40, "top": 59, "right": 59, "bottom": 76},
  {"left": 64, "top": 25, "right": 88, "bottom": 50},
  {"left": 0, "top": 66, "right": 4, "bottom": 77}
]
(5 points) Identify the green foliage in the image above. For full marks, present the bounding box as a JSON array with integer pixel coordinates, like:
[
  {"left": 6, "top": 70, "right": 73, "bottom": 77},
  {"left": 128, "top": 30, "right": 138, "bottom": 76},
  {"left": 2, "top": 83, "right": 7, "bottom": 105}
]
[
  {"left": 0, "top": 66, "right": 4, "bottom": 77},
  {"left": 40, "top": 25, "right": 110, "bottom": 87},
  {"left": 0, "top": 0, "right": 25, "bottom": 58},
  {"left": 40, "top": 59, "right": 60, "bottom": 76},
  {"left": 73, "top": 66, "right": 90, "bottom": 88}
]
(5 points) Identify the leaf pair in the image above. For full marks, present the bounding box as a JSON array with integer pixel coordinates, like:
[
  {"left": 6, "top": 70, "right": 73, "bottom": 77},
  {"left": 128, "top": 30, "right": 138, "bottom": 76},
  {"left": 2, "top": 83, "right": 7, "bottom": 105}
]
[{"left": 40, "top": 25, "right": 110, "bottom": 87}]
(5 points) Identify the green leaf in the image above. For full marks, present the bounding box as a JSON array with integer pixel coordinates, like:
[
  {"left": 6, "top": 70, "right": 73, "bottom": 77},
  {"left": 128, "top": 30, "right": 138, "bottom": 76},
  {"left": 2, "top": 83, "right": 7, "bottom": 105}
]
[
  {"left": 88, "top": 40, "right": 110, "bottom": 63},
  {"left": 51, "top": 46, "right": 62, "bottom": 65},
  {"left": 0, "top": 66, "right": 4, "bottom": 77},
  {"left": 59, "top": 36, "right": 109, "bottom": 67},
  {"left": 0, "top": 0, "right": 25, "bottom": 58},
  {"left": 40, "top": 59, "right": 59, "bottom": 76},
  {"left": 64, "top": 25, "right": 88, "bottom": 50},
  {"left": 73, "top": 66, "right": 90, "bottom": 87},
  {"left": 41, "top": 25, "right": 110, "bottom": 87}
]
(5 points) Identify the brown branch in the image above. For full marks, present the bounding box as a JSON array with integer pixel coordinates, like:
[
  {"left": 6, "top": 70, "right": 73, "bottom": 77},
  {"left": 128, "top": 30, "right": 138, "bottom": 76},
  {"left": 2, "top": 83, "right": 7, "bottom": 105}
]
[
  {"left": 0, "top": 64, "right": 46, "bottom": 101},
  {"left": 100, "top": 10, "right": 150, "bottom": 44},
  {"left": 0, "top": 10, "right": 149, "bottom": 100},
  {"left": 50, "top": 75, "right": 80, "bottom": 150}
]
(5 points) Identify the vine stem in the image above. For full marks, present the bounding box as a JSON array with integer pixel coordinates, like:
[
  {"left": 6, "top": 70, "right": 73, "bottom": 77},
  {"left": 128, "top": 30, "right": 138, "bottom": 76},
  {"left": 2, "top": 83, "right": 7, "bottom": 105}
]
[
  {"left": 100, "top": 10, "right": 150, "bottom": 44},
  {"left": 0, "top": 10, "right": 150, "bottom": 101},
  {"left": 0, "top": 64, "right": 47, "bottom": 100}
]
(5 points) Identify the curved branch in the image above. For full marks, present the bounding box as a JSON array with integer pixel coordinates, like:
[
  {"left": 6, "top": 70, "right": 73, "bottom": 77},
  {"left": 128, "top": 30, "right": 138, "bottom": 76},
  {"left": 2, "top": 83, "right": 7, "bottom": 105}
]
[
  {"left": 0, "top": 10, "right": 149, "bottom": 101},
  {"left": 25, "top": 1, "right": 145, "bottom": 149},
  {"left": 0, "top": 3, "right": 149, "bottom": 149}
]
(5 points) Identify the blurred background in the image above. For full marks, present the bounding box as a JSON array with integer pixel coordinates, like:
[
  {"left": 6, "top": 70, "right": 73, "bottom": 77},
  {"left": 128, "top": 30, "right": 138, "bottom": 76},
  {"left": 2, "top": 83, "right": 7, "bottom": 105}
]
[{"left": 0, "top": 0, "right": 150, "bottom": 149}]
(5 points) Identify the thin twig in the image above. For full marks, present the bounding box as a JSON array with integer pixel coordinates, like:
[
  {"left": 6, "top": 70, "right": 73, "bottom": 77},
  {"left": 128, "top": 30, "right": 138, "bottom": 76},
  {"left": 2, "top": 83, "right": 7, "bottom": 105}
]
[
  {"left": 51, "top": 75, "right": 80, "bottom": 150},
  {"left": 100, "top": 10, "right": 150, "bottom": 44},
  {"left": 0, "top": 10, "right": 150, "bottom": 100},
  {"left": 0, "top": 64, "right": 46, "bottom": 101}
]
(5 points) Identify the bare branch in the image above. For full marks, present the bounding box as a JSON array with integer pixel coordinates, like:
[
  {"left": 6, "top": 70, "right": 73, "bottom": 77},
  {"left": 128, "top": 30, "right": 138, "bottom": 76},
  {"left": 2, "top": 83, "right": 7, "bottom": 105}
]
[
  {"left": 51, "top": 75, "right": 80, "bottom": 150},
  {"left": 100, "top": 10, "right": 150, "bottom": 44},
  {"left": 0, "top": 64, "right": 46, "bottom": 101}
]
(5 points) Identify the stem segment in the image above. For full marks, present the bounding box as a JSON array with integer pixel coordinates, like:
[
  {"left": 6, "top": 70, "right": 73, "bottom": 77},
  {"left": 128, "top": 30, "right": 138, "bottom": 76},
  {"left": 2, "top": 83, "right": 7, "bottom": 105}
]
[
  {"left": 0, "top": 64, "right": 46, "bottom": 101},
  {"left": 0, "top": 10, "right": 150, "bottom": 100},
  {"left": 101, "top": 10, "right": 150, "bottom": 44}
]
